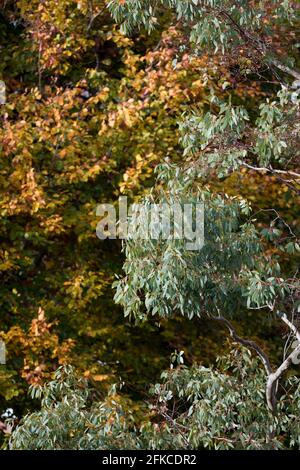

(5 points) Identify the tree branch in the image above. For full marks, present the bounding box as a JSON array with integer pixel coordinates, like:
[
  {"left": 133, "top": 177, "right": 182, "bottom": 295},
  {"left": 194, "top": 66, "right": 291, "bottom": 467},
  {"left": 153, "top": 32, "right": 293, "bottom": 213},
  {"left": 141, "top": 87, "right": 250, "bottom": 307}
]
[
  {"left": 218, "top": 9, "right": 300, "bottom": 83},
  {"left": 212, "top": 316, "right": 272, "bottom": 375},
  {"left": 242, "top": 163, "right": 300, "bottom": 180},
  {"left": 266, "top": 313, "right": 300, "bottom": 413},
  {"left": 213, "top": 314, "right": 300, "bottom": 414},
  {"left": 281, "top": 313, "right": 300, "bottom": 342},
  {"left": 87, "top": 1, "right": 105, "bottom": 32},
  {"left": 266, "top": 343, "right": 300, "bottom": 413},
  {"left": 271, "top": 59, "right": 300, "bottom": 81}
]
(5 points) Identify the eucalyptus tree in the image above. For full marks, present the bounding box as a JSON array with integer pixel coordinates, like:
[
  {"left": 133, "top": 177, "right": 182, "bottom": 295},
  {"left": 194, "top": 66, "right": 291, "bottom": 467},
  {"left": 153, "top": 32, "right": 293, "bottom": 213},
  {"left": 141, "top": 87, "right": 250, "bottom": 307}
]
[
  {"left": 6, "top": 1, "right": 300, "bottom": 451},
  {"left": 109, "top": 0, "right": 300, "bottom": 416}
]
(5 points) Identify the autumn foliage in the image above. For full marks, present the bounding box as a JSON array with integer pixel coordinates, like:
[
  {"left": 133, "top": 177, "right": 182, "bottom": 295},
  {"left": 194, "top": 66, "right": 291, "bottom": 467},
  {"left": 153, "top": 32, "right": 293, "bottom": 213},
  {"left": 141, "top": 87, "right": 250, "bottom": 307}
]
[{"left": 0, "top": 0, "right": 299, "bottom": 448}]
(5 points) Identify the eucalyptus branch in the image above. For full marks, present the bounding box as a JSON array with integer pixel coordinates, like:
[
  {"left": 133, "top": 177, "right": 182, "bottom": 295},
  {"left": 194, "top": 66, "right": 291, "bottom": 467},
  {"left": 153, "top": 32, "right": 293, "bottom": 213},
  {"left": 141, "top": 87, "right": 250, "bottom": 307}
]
[
  {"left": 266, "top": 341, "right": 300, "bottom": 414},
  {"left": 271, "top": 59, "right": 300, "bottom": 82},
  {"left": 213, "top": 314, "right": 300, "bottom": 415},
  {"left": 158, "top": 410, "right": 191, "bottom": 448},
  {"left": 218, "top": 8, "right": 300, "bottom": 84},
  {"left": 281, "top": 313, "right": 300, "bottom": 342},
  {"left": 212, "top": 316, "right": 272, "bottom": 375},
  {"left": 242, "top": 163, "right": 300, "bottom": 180}
]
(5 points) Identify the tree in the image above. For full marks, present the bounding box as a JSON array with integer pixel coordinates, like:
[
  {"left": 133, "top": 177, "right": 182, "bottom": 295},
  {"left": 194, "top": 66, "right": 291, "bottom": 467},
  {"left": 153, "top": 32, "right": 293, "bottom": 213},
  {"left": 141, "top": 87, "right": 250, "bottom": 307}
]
[
  {"left": 8, "top": 350, "right": 300, "bottom": 449},
  {"left": 110, "top": 0, "right": 300, "bottom": 416},
  {"left": 8, "top": 365, "right": 143, "bottom": 450},
  {"left": 0, "top": 0, "right": 268, "bottom": 419},
  {"left": 2, "top": 0, "right": 300, "bottom": 450},
  {"left": 0, "top": 0, "right": 240, "bottom": 413}
]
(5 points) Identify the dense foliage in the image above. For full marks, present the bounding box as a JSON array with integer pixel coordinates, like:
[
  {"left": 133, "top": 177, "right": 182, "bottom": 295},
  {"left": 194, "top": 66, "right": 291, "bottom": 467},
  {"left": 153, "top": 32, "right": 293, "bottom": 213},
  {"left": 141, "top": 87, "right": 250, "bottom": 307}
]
[
  {"left": 1, "top": 0, "right": 300, "bottom": 450},
  {"left": 8, "top": 350, "right": 300, "bottom": 449},
  {"left": 1, "top": 0, "right": 239, "bottom": 410}
]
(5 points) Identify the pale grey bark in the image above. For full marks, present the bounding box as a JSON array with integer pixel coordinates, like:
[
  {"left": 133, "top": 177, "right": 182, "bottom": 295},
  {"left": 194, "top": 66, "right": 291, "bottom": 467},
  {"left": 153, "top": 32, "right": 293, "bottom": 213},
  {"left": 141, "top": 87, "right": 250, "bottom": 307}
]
[{"left": 213, "top": 313, "right": 300, "bottom": 414}]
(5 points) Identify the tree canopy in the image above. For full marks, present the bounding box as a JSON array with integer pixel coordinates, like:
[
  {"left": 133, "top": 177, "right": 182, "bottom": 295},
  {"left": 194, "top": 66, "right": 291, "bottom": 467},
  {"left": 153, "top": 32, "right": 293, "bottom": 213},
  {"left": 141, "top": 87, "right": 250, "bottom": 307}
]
[{"left": 0, "top": 0, "right": 299, "bottom": 451}]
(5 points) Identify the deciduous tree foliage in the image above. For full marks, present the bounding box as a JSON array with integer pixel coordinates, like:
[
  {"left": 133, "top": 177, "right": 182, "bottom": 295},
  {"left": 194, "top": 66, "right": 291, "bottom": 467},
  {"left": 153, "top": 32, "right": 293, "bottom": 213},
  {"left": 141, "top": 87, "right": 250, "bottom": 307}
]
[
  {"left": 1, "top": 0, "right": 300, "bottom": 450},
  {"left": 0, "top": 1, "right": 268, "bottom": 411}
]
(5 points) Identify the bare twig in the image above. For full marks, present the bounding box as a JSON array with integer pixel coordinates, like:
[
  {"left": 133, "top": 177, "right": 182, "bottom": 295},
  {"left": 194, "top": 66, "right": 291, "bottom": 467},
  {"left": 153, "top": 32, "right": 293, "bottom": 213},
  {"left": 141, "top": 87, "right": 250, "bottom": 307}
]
[
  {"left": 242, "top": 163, "right": 300, "bottom": 180},
  {"left": 159, "top": 410, "right": 191, "bottom": 447},
  {"left": 87, "top": 7, "right": 105, "bottom": 32}
]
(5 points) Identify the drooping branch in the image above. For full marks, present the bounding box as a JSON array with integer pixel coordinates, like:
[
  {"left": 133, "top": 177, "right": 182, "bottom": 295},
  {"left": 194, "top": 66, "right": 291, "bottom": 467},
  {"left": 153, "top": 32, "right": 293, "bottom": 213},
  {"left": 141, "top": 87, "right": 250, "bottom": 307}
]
[
  {"left": 213, "top": 314, "right": 300, "bottom": 414},
  {"left": 242, "top": 163, "right": 300, "bottom": 181},
  {"left": 212, "top": 316, "right": 272, "bottom": 375},
  {"left": 242, "top": 163, "right": 300, "bottom": 195}
]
